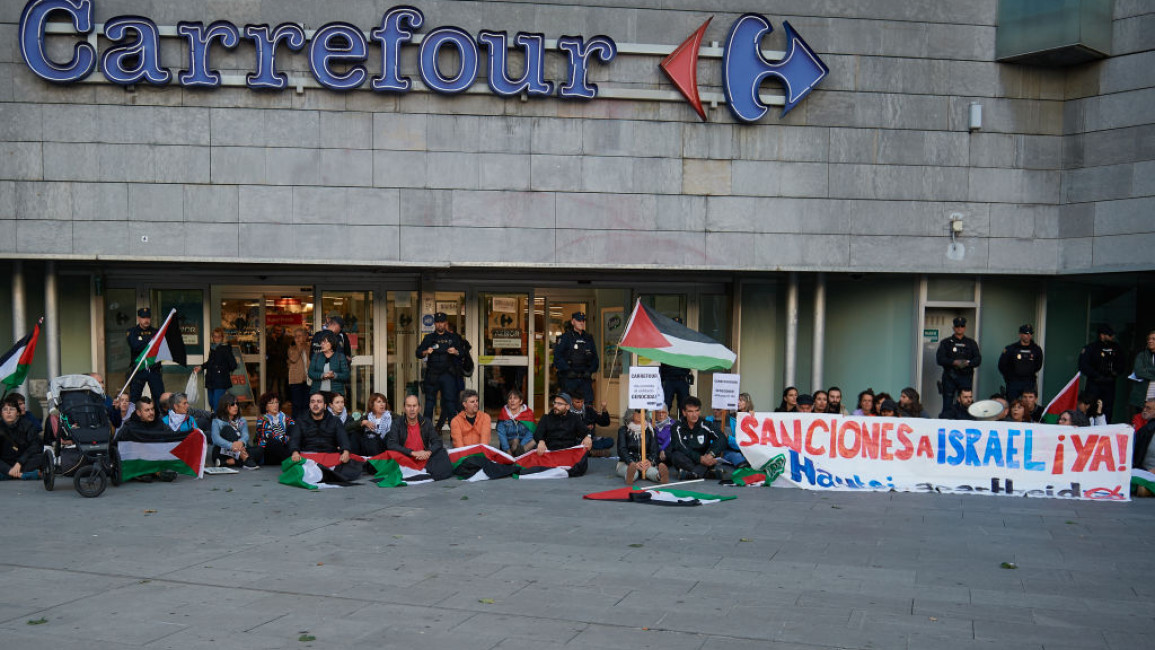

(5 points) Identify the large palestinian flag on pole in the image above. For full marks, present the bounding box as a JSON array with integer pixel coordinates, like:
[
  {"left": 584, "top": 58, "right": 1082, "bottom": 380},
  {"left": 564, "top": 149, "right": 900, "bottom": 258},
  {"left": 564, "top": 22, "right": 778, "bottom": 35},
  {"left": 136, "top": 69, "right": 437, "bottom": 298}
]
[
  {"left": 134, "top": 308, "right": 188, "bottom": 368},
  {"left": 618, "top": 300, "right": 736, "bottom": 371},
  {"left": 0, "top": 318, "right": 42, "bottom": 391},
  {"left": 116, "top": 426, "right": 206, "bottom": 481},
  {"left": 1041, "top": 372, "right": 1081, "bottom": 424}
]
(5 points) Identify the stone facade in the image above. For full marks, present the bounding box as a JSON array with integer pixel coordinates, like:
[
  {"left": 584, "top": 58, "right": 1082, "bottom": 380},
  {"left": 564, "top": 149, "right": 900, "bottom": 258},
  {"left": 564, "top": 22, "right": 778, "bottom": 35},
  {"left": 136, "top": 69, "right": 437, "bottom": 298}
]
[{"left": 0, "top": 0, "right": 1151, "bottom": 274}]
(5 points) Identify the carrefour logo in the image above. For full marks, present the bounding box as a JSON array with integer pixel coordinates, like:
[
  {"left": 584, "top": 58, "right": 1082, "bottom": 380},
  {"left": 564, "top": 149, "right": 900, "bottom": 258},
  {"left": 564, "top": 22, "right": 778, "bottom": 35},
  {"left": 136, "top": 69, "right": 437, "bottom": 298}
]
[{"left": 20, "top": 0, "right": 827, "bottom": 123}]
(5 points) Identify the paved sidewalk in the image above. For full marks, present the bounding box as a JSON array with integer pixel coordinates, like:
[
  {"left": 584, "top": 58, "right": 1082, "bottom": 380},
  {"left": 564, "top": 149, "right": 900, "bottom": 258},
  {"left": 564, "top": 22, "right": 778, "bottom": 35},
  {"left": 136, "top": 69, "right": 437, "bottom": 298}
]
[{"left": 2, "top": 457, "right": 1154, "bottom": 650}]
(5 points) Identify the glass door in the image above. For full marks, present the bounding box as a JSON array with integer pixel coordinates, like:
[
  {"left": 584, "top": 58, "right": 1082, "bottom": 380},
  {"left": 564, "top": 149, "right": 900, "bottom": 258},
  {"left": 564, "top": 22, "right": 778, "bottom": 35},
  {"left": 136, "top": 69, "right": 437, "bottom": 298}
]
[
  {"left": 388, "top": 290, "right": 420, "bottom": 414},
  {"left": 321, "top": 290, "right": 374, "bottom": 412},
  {"left": 532, "top": 295, "right": 590, "bottom": 415},
  {"left": 479, "top": 292, "right": 530, "bottom": 419},
  {"left": 219, "top": 295, "right": 262, "bottom": 416}
]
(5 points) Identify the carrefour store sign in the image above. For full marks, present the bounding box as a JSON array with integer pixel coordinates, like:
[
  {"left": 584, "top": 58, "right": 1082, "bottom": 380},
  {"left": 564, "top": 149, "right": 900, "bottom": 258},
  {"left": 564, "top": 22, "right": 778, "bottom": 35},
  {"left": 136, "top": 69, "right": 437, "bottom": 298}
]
[{"left": 19, "top": 0, "right": 828, "bottom": 122}]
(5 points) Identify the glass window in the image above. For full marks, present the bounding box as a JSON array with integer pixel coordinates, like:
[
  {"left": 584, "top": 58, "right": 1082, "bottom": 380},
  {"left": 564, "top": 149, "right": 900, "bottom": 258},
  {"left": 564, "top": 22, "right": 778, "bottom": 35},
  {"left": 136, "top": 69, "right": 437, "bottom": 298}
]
[
  {"left": 321, "top": 291, "right": 372, "bottom": 357},
  {"left": 927, "top": 277, "right": 976, "bottom": 303},
  {"left": 388, "top": 290, "right": 421, "bottom": 414},
  {"left": 151, "top": 289, "right": 205, "bottom": 353},
  {"left": 481, "top": 293, "right": 529, "bottom": 356},
  {"left": 103, "top": 288, "right": 137, "bottom": 397}
]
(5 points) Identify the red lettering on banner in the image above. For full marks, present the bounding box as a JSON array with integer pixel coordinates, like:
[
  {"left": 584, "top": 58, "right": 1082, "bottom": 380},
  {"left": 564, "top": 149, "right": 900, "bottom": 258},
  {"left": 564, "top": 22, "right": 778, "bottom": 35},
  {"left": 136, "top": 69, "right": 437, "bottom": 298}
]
[
  {"left": 1116, "top": 433, "right": 1129, "bottom": 471},
  {"left": 1089, "top": 436, "right": 1116, "bottom": 472},
  {"left": 778, "top": 420, "right": 802, "bottom": 452},
  {"left": 860, "top": 423, "right": 880, "bottom": 459},
  {"left": 837, "top": 421, "right": 861, "bottom": 458},
  {"left": 879, "top": 422, "right": 895, "bottom": 460},
  {"left": 1052, "top": 435, "right": 1066, "bottom": 474},
  {"left": 739, "top": 415, "right": 759, "bottom": 446},
  {"left": 1070, "top": 434, "right": 1098, "bottom": 472},
  {"left": 805, "top": 419, "right": 827, "bottom": 455},
  {"left": 895, "top": 424, "right": 915, "bottom": 460},
  {"left": 915, "top": 435, "right": 934, "bottom": 459},
  {"left": 760, "top": 418, "right": 779, "bottom": 446}
]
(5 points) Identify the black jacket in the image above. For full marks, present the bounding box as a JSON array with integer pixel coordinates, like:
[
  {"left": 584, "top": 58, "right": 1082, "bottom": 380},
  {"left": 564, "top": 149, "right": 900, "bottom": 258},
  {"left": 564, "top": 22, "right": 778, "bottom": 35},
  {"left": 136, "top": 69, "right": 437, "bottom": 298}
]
[
  {"left": 938, "top": 401, "right": 976, "bottom": 421},
  {"left": 998, "top": 341, "right": 1043, "bottom": 383},
  {"left": 533, "top": 410, "right": 587, "bottom": 450},
  {"left": 291, "top": 411, "right": 350, "bottom": 454},
  {"left": 204, "top": 343, "right": 237, "bottom": 390},
  {"left": 574, "top": 404, "right": 610, "bottom": 435},
  {"left": 669, "top": 419, "right": 724, "bottom": 459},
  {"left": 936, "top": 335, "right": 981, "bottom": 382},
  {"left": 1079, "top": 340, "right": 1124, "bottom": 383},
  {"left": 416, "top": 330, "right": 466, "bottom": 378},
  {"left": 385, "top": 415, "right": 444, "bottom": 457},
  {"left": 1133, "top": 420, "right": 1155, "bottom": 470},
  {"left": 0, "top": 416, "right": 41, "bottom": 473},
  {"left": 554, "top": 329, "right": 599, "bottom": 376},
  {"left": 617, "top": 424, "right": 658, "bottom": 465}
]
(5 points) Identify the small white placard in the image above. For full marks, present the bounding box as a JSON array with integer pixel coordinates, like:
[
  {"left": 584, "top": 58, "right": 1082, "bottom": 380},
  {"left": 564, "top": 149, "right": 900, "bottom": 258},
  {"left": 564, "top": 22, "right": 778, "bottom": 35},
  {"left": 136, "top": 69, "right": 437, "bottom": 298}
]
[
  {"left": 628, "top": 367, "right": 664, "bottom": 410},
  {"left": 712, "top": 373, "right": 740, "bottom": 410}
]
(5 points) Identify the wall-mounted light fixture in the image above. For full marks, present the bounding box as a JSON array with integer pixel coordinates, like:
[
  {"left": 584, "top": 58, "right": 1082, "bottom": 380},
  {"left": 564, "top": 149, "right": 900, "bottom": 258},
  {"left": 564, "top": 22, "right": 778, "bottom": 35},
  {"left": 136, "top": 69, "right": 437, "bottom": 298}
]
[{"left": 968, "top": 103, "right": 982, "bottom": 131}]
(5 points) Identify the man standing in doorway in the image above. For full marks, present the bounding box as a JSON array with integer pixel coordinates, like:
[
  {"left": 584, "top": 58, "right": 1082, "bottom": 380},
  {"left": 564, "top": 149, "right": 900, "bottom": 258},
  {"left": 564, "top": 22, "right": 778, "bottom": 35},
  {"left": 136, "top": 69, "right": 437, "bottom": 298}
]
[
  {"left": 554, "top": 312, "right": 599, "bottom": 403},
  {"left": 936, "top": 316, "right": 981, "bottom": 409},
  {"left": 998, "top": 324, "right": 1043, "bottom": 402},
  {"left": 1079, "top": 325, "right": 1123, "bottom": 423},
  {"left": 416, "top": 313, "right": 466, "bottom": 424},
  {"left": 127, "top": 308, "right": 165, "bottom": 402}
]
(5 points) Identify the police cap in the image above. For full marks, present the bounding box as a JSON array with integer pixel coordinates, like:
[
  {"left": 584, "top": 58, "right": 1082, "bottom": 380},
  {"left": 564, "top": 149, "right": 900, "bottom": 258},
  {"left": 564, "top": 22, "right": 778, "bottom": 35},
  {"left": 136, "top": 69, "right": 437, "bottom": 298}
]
[
  {"left": 137, "top": 307, "right": 151, "bottom": 318},
  {"left": 571, "top": 312, "right": 586, "bottom": 321},
  {"left": 433, "top": 312, "right": 448, "bottom": 322},
  {"left": 952, "top": 316, "right": 967, "bottom": 328},
  {"left": 1019, "top": 324, "right": 1034, "bottom": 335}
]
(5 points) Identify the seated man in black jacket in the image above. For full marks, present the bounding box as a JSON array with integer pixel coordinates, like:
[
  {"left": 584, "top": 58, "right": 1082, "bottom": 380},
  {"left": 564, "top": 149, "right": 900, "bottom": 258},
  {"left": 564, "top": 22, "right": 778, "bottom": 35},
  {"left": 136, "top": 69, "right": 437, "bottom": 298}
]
[
  {"left": 668, "top": 396, "right": 725, "bottom": 480},
  {"left": 532, "top": 393, "right": 592, "bottom": 477},
  {"left": 0, "top": 396, "right": 43, "bottom": 481},
  {"left": 384, "top": 394, "right": 453, "bottom": 480},
  {"left": 938, "top": 388, "right": 976, "bottom": 421},
  {"left": 290, "top": 392, "right": 351, "bottom": 466}
]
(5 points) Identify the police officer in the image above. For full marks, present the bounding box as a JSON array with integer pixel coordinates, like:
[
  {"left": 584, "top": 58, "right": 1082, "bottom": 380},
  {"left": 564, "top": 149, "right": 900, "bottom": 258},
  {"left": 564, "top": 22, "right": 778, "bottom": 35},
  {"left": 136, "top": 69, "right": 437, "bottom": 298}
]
[
  {"left": 998, "top": 324, "right": 1043, "bottom": 402},
  {"left": 936, "top": 316, "right": 981, "bottom": 408},
  {"left": 553, "top": 312, "right": 599, "bottom": 403},
  {"left": 127, "top": 307, "right": 165, "bottom": 402},
  {"left": 416, "top": 313, "right": 466, "bottom": 423},
  {"left": 1079, "top": 324, "right": 1123, "bottom": 423}
]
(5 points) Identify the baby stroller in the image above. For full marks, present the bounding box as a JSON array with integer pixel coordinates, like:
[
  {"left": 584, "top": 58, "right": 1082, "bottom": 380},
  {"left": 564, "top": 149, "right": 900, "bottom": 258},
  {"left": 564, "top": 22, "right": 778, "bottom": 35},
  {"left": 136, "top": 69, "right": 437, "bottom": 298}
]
[{"left": 42, "top": 375, "right": 119, "bottom": 497}]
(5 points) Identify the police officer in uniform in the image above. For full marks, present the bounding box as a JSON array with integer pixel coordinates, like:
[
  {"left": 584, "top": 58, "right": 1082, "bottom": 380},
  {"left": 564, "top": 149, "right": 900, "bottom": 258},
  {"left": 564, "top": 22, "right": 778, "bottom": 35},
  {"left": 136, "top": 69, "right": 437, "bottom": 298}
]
[
  {"left": 127, "top": 308, "right": 165, "bottom": 402},
  {"left": 416, "top": 312, "right": 466, "bottom": 423},
  {"left": 936, "top": 316, "right": 981, "bottom": 408},
  {"left": 1079, "top": 324, "right": 1122, "bottom": 423},
  {"left": 998, "top": 324, "right": 1043, "bottom": 401},
  {"left": 553, "top": 312, "right": 599, "bottom": 403}
]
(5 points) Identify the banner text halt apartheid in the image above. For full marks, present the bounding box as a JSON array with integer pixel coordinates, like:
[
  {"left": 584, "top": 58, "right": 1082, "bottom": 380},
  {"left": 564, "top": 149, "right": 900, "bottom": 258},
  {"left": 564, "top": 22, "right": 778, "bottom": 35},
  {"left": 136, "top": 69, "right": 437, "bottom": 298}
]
[{"left": 737, "top": 413, "right": 1133, "bottom": 501}]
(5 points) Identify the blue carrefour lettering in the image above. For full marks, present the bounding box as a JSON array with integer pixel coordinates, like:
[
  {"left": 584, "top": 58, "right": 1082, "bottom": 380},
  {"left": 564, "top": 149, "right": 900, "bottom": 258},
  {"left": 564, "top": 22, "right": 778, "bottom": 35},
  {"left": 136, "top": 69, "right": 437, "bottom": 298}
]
[
  {"left": 19, "top": 0, "right": 96, "bottom": 84},
  {"left": 244, "top": 24, "right": 306, "bottom": 90},
  {"left": 309, "top": 23, "right": 369, "bottom": 91},
  {"left": 722, "top": 14, "right": 828, "bottom": 122},
  {"left": 100, "top": 16, "right": 170, "bottom": 86},
  {"left": 556, "top": 36, "right": 616, "bottom": 99},
  {"left": 418, "top": 27, "right": 479, "bottom": 94},
  {"left": 479, "top": 31, "right": 554, "bottom": 98},
  {"left": 370, "top": 6, "right": 423, "bottom": 93},
  {"left": 177, "top": 21, "right": 240, "bottom": 87}
]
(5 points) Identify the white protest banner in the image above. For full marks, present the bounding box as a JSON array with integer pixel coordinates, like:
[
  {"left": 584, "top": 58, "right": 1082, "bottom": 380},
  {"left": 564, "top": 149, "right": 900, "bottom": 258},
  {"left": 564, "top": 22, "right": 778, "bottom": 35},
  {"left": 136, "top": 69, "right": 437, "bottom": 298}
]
[
  {"left": 628, "top": 367, "right": 663, "bottom": 410},
  {"left": 712, "top": 373, "right": 740, "bottom": 410},
  {"left": 736, "top": 412, "right": 1132, "bottom": 501}
]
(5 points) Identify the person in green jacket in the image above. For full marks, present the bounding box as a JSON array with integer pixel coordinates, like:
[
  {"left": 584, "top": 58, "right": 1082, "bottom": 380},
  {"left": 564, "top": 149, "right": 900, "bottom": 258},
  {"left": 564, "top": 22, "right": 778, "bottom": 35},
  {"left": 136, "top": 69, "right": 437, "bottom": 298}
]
[
  {"left": 309, "top": 333, "right": 350, "bottom": 397},
  {"left": 1130, "top": 331, "right": 1155, "bottom": 414}
]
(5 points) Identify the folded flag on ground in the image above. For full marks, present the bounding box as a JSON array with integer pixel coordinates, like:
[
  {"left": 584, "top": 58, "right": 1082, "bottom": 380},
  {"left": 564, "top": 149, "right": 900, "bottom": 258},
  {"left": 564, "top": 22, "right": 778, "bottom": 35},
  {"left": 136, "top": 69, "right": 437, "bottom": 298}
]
[
  {"left": 117, "top": 427, "right": 206, "bottom": 481},
  {"left": 728, "top": 454, "right": 787, "bottom": 487},
  {"left": 1133, "top": 468, "right": 1155, "bottom": 494},
  {"left": 583, "top": 486, "right": 737, "bottom": 506}
]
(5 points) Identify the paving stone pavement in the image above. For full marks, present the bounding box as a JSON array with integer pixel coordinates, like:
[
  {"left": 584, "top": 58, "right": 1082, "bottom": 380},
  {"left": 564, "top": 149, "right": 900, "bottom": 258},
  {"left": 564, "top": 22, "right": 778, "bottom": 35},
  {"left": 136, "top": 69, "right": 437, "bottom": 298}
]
[{"left": 2, "top": 456, "right": 1154, "bottom": 650}]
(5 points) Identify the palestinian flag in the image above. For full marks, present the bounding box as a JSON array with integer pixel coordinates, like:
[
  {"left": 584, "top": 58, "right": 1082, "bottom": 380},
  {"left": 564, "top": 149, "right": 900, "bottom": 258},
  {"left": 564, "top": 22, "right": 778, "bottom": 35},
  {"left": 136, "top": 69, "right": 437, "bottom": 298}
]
[
  {"left": 729, "top": 454, "right": 787, "bottom": 487},
  {"left": 618, "top": 300, "right": 735, "bottom": 371},
  {"left": 1041, "top": 372, "right": 1081, "bottom": 424},
  {"left": 116, "top": 427, "right": 206, "bottom": 481},
  {"left": 134, "top": 308, "right": 188, "bottom": 368},
  {"left": 367, "top": 451, "right": 437, "bottom": 487},
  {"left": 583, "top": 486, "right": 737, "bottom": 506},
  {"left": 0, "top": 318, "right": 42, "bottom": 390},
  {"left": 513, "top": 445, "right": 587, "bottom": 470},
  {"left": 1133, "top": 468, "right": 1155, "bottom": 495},
  {"left": 278, "top": 457, "right": 344, "bottom": 490},
  {"left": 499, "top": 406, "right": 537, "bottom": 434}
]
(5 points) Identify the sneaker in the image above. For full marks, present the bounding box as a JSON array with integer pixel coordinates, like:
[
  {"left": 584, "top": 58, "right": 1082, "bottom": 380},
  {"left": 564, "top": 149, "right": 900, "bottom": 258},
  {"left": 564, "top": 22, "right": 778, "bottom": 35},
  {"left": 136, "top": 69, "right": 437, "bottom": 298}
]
[
  {"left": 658, "top": 464, "right": 669, "bottom": 484},
  {"left": 20, "top": 470, "right": 40, "bottom": 481},
  {"left": 158, "top": 470, "right": 177, "bottom": 482},
  {"left": 243, "top": 458, "right": 260, "bottom": 470},
  {"left": 625, "top": 464, "right": 639, "bottom": 485}
]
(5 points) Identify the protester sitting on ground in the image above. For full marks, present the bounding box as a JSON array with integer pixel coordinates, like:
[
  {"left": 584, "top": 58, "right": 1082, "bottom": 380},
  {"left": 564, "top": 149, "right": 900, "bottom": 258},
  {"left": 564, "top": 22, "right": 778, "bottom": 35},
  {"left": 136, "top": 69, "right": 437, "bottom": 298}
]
[
  {"left": 9, "top": 392, "right": 42, "bottom": 432},
  {"left": 826, "top": 386, "right": 848, "bottom": 415},
  {"left": 570, "top": 395, "right": 613, "bottom": 453},
  {"left": 775, "top": 386, "right": 798, "bottom": 412},
  {"left": 290, "top": 393, "right": 353, "bottom": 469},
  {"left": 1021, "top": 389, "right": 1043, "bottom": 422},
  {"left": 158, "top": 391, "right": 212, "bottom": 432},
  {"left": 162, "top": 393, "right": 198, "bottom": 433},
  {"left": 853, "top": 389, "right": 875, "bottom": 416},
  {"left": 254, "top": 392, "right": 294, "bottom": 466},
  {"left": 451, "top": 389, "right": 491, "bottom": 448},
  {"left": 327, "top": 392, "right": 361, "bottom": 449},
  {"left": 878, "top": 399, "right": 898, "bottom": 417},
  {"left": 723, "top": 396, "right": 753, "bottom": 468},
  {"left": 0, "top": 396, "right": 43, "bottom": 481},
  {"left": 709, "top": 408, "right": 730, "bottom": 436},
  {"left": 109, "top": 392, "right": 133, "bottom": 431},
  {"left": 897, "top": 387, "right": 928, "bottom": 418},
  {"left": 1057, "top": 410, "right": 1090, "bottom": 427},
  {"left": 988, "top": 393, "right": 1010, "bottom": 420},
  {"left": 532, "top": 393, "right": 592, "bottom": 477},
  {"left": 796, "top": 394, "right": 814, "bottom": 413},
  {"left": 875, "top": 392, "right": 894, "bottom": 415},
  {"left": 356, "top": 392, "right": 392, "bottom": 457},
  {"left": 210, "top": 394, "right": 257, "bottom": 470},
  {"left": 1077, "top": 392, "right": 1107, "bottom": 426},
  {"left": 1005, "top": 398, "right": 1031, "bottom": 423},
  {"left": 939, "top": 389, "right": 976, "bottom": 420},
  {"left": 651, "top": 406, "right": 674, "bottom": 465},
  {"left": 617, "top": 408, "right": 668, "bottom": 485},
  {"left": 668, "top": 396, "right": 726, "bottom": 480},
  {"left": 812, "top": 391, "right": 829, "bottom": 414},
  {"left": 385, "top": 394, "right": 453, "bottom": 480},
  {"left": 1132, "top": 400, "right": 1155, "bottom": 496},
  {"left": 496, "top": 388, "right": 534, "bottom": 455},
  {"left": 309, "top": 333, "right": 350, "bottom": 397},
  {"left": 123, "top": 397, "right": 177, "bottom": 483}
]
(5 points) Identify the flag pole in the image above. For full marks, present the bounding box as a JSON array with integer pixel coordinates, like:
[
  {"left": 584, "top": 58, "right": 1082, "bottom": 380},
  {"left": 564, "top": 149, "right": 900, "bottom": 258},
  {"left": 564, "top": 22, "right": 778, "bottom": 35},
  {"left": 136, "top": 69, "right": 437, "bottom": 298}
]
[{"left": 116, "top": 308, "right": 176, "bottom": 398}]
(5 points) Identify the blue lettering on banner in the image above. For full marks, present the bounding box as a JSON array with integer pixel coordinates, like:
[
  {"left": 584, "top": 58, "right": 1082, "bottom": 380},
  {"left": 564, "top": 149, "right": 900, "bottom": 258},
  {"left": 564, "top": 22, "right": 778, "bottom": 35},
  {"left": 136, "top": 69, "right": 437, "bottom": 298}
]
[
  {"left": 19, "top": 0, "right": 96, "bottom": 84},
  {"left": 176, "top": 21, "right": 240, "bottom": 87},
  {"left": 722, "top": 15, "right": 829, "bottom": 122},
  {"left": 244, "top": 24, "right": 306, "bottom": 90}
]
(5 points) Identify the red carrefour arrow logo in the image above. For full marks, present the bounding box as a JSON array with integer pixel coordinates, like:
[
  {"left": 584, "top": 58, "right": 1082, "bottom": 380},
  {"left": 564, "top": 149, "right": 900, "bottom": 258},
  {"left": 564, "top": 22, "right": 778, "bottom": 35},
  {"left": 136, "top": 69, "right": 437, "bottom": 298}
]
[{"left": 660, "top": 17, "right": 712, "bottom": 121}]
